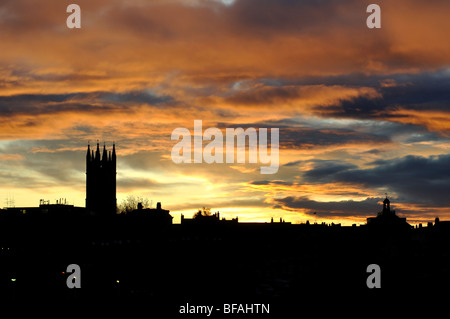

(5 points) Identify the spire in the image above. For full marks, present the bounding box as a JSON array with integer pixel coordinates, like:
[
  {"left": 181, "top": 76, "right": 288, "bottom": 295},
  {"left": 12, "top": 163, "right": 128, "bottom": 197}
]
[
  {"left": 95, "top": 141, "right": 100, "bottom": 161},
  {"left": 86, "top": 143, "right": 91, "bottom": 161},
  {"left": 112, "top": 142, "right": 116, "bottom": 162},
  {"left": 102, "top": 143, "right": 108, "bottom": 162}
]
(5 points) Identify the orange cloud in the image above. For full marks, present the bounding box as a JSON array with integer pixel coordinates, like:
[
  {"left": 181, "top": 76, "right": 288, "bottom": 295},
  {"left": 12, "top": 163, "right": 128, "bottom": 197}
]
[{"left": 386, "top": 109, "right": 450, "bottom": 135}]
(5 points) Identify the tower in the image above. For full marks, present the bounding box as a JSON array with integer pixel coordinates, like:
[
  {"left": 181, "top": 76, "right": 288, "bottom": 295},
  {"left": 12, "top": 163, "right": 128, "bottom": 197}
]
[
  {"left": 382, "top": 196, "right": 391, "bottom": 214},
  {"left": 86, "top": 142, "right": 117, "bottom": 215}
]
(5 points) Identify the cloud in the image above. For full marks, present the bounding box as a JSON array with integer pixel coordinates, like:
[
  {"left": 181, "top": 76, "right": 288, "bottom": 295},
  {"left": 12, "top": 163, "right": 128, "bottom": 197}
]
[
  {"left": 118, "top": 177, "right": 166, "bottom": 192},
  {"left": 279, "top": 127, "right": 389, "bottom": 150},
  {"left": 0, "top": 90, "right": 173, "bottom": 116},
  {"left": 272, "top": 196, "right": 384, "bottom": 219},
  {"left": 302, "top": 154, "right": 450, "bottom": 206},
  {"left": 310, "top": 69, "right": 450, "bottom": 134},
  {"left": 0, "top": 141, "right": 85, "bottom": 191},
  {"left": 2, "top": 0, "right": 449, "bottom": 97},
  {"left": 220, "top": 84, "right": 380, "bottom": 111}
]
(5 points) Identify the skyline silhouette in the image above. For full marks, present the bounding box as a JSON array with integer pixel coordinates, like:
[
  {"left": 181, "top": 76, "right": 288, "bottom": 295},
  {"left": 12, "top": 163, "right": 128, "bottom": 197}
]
[
  {"left": 0, "top": 144, "right": 449, "bottom": 312},
  {"left": 2, "top": 143, "right": 445, "bottom": 229}
]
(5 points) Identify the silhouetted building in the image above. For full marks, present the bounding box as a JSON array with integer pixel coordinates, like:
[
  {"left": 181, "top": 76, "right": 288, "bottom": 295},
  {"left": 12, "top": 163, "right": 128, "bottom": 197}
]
[
  {"left": 181, "top": 211, "right": 238, "bottom": 226},
  {"left": 86, "top": 142, "right": 117, "bottom": 216},
  {"left": 129, "top": 202, "right": 173, "bottom": 226},
  {"left": 270, "top": 217, "right": 291, "bottom": 225},
  {"left": 367, "top": 196, "right": 411, "bottom": 230},
  {"left": 4, "top": 199, "right": 86, "bottom": 216}
]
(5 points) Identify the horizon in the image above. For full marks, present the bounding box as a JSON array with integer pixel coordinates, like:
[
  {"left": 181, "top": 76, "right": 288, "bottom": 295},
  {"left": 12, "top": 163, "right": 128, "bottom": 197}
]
[{"left": 1, "top": 141, "right": 440, "bottom": 227}]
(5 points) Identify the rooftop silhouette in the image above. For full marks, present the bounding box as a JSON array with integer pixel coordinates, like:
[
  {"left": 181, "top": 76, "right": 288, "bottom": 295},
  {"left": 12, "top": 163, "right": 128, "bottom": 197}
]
[
  {"left": 0, "top": 143, "right": 448, "bottom": 313},
  {"left": 366, "top": 196, "right": 411, "bottom": 230}
]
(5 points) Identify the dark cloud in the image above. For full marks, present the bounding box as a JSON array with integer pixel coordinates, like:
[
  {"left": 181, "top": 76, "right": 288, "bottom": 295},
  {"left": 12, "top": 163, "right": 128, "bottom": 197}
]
[
  {"left": 302, "top": 160, "right": 358, "bottom": 181},
  {"left": 222, "top": 117, "right": 442, "bottom": 151},
  {"left": 0, "top": 90, "right": 174, "bottom": 116},
  {"left": 225, "top": 86, "right": 307, "bottom": 106},
  {"left": 363, "top": 149, "right": 384, "bottom": 155},
  {"left": 302, "top": 154, "right": 450, "bottom": 206},
  {"left": 242, "top": 69, "right": 450, "bottom": 128},
  {"left": 313, "top": 69, "right": 450, "bottom": 119},
  {"left": 229, "top": 0, "right": 364, "bottom": 37},
  {"left": 99, "top": 91, "right": 174, "bottom": 105},
  {"left": 216, "top": 119, "right": 391, "bottom": 149},
  {"left": 279, "top": 127, "right": 389, "bottom": 150},
  {"left": 273, "top": 196, "right": 383, "bottom": 218},
  {"left": 250, "top": 180, "right": 294, "bottom": 186}
]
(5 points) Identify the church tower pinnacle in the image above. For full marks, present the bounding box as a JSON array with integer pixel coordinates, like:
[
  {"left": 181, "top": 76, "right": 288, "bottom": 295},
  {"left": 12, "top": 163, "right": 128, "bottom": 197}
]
[{"left": 86, "top": 142, "right": 117, "bottom": 215}]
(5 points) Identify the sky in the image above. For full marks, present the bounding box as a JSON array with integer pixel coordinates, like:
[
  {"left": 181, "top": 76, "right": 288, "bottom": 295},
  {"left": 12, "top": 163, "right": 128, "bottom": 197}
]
[{"left": 0, "top": 0, "right": 450, "bottom": 225}]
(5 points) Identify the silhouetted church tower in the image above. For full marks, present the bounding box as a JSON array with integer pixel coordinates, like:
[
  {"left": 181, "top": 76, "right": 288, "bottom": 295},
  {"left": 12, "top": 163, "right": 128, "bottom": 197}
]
[
  {"left": 86, "top": 142, "right": 117, "bottom": 215},
  {"left": 382, "top": 196, "right": 391, "bottom": 213}
]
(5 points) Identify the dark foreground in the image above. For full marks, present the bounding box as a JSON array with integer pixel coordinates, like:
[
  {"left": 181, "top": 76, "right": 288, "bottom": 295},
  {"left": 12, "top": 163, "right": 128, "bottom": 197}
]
[{"left": 0, "top": 215, "right": 449, "bottom": 316}]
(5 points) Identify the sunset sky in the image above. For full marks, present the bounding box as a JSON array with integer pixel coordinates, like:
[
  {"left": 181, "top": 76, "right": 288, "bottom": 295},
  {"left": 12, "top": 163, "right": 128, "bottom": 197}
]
[{"left": 1, "top": 0, "right": 450, "bottom": 225}]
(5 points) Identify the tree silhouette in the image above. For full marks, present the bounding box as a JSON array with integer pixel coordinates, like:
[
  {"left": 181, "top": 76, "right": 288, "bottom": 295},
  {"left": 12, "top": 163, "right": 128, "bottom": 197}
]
[
  {"left": 118, "top": 195, "right": 150, "bottom": 214},
  {"left": 193, "top": 207, "right": 212, "bottom": 219}
]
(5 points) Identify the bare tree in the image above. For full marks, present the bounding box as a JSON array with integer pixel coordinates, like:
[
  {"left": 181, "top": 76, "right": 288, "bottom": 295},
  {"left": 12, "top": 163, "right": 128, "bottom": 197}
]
[
  {"left": 118, "top": 195, "right": 150, "bottom": 214},
  {"left": 193, "top": 207, "right": 212, "bottom": 219}
]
